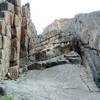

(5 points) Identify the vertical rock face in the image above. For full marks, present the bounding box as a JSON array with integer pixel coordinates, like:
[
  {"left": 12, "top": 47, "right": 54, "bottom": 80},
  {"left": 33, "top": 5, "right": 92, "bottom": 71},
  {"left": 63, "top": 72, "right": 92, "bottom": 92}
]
[
  {"left": 0, "top": 0, "right": 37, "bottom": 79},
  {"left": 20, "top": 3, "right": 37, "bottom": 69},
  {"left": 0, "top": 0, "right": 22, "bottom": 79}
]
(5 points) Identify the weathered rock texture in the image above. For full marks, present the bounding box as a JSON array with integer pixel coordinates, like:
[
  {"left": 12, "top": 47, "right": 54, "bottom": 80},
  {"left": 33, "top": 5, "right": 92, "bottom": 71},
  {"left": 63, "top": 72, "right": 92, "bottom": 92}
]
[
  {"left": 33, "top": 11, "right": 100, "bottom": 62},
  {"left": 32, "top": 11, "right": 100, "bottom": 87},
  {"left": 0, "top": 0, "right": 37, "bottom": 79},
  {"left": 33, "top": 12, "right": 100, "bottom": 60},
  {"left": 0, "top": 0, "right": 22, "bottom": 79},
  {"left": 20, "top": 3, "right": 37, "bottom": 69},
  {"left": 0, "top": 0, "right": 100, "bottom": 88},
  {"left": 0, "top": 0, "right": 100, "bottom": 99}
]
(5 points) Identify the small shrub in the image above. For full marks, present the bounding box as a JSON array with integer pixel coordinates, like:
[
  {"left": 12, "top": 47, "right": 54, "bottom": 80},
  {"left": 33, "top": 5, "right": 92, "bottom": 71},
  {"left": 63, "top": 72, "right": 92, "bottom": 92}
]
[{"left": 2, "top": 95, "right": 13, "bottom": 100}]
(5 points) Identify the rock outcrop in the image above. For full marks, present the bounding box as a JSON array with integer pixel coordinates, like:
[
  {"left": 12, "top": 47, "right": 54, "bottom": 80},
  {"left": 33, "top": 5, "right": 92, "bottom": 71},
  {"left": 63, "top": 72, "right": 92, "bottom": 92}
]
[
  {"left": 0, "top": 0, "right": 100, "bottom": 89},
  {"left": 32, "top": 11, "right": 100, "bottom": 87},
  {"left": 33, "top": 11, "right": 100, "bottom": 63},
  {"left": 0, "top": 0, "right": 100, "bottom": 99},
  {"left": 0, "top": 0, "right": 37, "bottom": 79},
  {"left": 20, "top": 3, "right": 37, "bottom": 69},
  {"left": 33, "top": 11, "right": 100, "bottom": 58},
  {"left": 0, "top": 0, "right": 22, "bottom": 79}
]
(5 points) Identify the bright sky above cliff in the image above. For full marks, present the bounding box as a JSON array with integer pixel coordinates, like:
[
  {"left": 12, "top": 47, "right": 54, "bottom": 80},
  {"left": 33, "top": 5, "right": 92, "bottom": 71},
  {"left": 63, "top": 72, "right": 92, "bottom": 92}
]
[{"left": 22, "top": 0, "right": 100, "bottom": 34}]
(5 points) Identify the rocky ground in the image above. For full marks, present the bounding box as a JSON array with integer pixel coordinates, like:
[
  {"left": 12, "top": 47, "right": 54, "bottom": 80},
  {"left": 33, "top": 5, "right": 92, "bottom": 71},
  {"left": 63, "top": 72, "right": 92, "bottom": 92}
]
[{"left": 0, "top": 63, "right": 100, "bottom": 100}]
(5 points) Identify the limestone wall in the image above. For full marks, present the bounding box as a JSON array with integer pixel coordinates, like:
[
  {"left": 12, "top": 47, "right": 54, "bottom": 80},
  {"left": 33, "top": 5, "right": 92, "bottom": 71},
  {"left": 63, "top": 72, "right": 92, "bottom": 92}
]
[
  {"left": 0, "top": 0, "right": 100, "bottom": 80},
  {"left": 20, "top": 3, "right": 37, "bottom": 68},
  {"left": 0, "top": 0, "right": 21, "bottom": 79},
  {"left": 0, "top": 0, "right": 37, "bottom": 79}
]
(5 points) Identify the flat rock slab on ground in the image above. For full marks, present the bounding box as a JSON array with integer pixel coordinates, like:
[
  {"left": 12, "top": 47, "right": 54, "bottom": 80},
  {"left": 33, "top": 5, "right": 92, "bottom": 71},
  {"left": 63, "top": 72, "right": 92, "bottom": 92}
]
[{"left": 0, "top": 64, "right": 100, "bottom": 100}]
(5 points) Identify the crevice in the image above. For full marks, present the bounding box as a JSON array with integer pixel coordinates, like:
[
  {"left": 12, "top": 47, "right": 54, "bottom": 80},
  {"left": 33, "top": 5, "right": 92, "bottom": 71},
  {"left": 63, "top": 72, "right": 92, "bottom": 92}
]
[{"left": 80, "top": 74, "right": 92, "bottom": 92}]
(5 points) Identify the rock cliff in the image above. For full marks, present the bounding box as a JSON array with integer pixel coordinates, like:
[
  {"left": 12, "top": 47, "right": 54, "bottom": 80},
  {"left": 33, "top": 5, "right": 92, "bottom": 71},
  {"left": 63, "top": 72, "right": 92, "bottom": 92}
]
[
  {"left": 0, "top": 0, "right": 100, "bottom": 99},
  {"left": 33, "top": 11, "right": 100, "bottom": 62},
  {"left": 0, "top": 0, "right": 37, "bottom": 79},
  {"left": 32, "top": 11, "right": 100, "bottom": 87},
  {"left": 0, "top": 0, "right": 100, "bottom": 88}
]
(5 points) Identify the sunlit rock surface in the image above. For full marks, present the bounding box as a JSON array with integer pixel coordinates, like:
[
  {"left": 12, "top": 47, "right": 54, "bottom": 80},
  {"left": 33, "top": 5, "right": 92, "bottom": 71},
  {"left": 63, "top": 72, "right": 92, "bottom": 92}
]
[
  {"left": 0, "top": 0, "right": 100, "bottom": 99},
  {"left": 1, "top": 64, "right": 100, "bottom": 100}
]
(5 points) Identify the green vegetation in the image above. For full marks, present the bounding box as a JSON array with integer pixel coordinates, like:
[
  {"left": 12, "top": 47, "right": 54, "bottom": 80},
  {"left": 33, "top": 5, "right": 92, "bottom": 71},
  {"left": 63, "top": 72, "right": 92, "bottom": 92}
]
[{"left": 2, "top": 95, "right": 13, "bottom": 100}]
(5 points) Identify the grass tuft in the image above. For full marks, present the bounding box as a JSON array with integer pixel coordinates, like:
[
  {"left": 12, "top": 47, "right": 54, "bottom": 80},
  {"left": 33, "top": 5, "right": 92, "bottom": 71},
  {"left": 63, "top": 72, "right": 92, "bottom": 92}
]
[{"left": 2, "top": 95, "right": 13, "bottom": 100}]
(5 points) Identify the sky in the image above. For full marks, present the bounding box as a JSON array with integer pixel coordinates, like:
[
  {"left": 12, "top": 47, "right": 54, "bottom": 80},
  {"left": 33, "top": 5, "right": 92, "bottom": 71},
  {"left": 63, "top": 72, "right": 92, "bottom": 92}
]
[{"left": 21, "top": 0, "right": 100, "bottom": 34}]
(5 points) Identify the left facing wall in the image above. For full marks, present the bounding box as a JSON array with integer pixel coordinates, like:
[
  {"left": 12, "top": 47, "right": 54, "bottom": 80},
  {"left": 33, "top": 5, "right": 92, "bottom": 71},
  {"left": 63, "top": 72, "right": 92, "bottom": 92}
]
[
  {"left": 0, "top": 0, "right": 22, "bottom": 79},
  {"left": 0, "top": 0, "right": 37, "bottom": 79}
]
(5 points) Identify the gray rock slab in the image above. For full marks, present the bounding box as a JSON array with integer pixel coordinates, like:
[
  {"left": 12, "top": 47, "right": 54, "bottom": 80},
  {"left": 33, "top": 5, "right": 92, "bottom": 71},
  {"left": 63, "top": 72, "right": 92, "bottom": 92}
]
[{"left": 0, "top": 64, "right": 100, "bottom": 100}]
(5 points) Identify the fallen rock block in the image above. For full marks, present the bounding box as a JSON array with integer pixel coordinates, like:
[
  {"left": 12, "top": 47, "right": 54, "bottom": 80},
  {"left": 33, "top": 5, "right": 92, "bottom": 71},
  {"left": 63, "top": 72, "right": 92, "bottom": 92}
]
[
  {"left": 28, "top": 60, "right": 68, "bottom": 70},
  {"left": 0, "top": 87, "right": 6, "bottom": 96}
]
